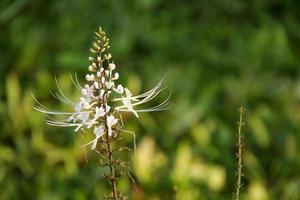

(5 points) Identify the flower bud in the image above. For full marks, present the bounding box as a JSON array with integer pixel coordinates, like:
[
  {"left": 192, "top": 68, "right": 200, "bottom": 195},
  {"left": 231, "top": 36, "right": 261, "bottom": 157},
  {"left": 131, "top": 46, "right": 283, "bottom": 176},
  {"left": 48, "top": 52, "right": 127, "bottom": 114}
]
[
  {"left": 90, "top": 48, "right": 96, "bottom": 53},
  {"left": 90, "top": 74, "right": 95, "bottom": 81},
  {"left": 100, "top": 89, "right": 105, "bottom": 96},
  {"left": 97, "top": 71, "right": 101, "bottom": 77},
  {"left": 94, "top": 81, "right": 99, "bottom": 89},
  {"left": 105, "top": 81, "right": 114, "bottom": 89},
  {"left": 109, "top": 63, "right": 116, "bottom": 70},
  {"left": 101, "top": 76, "right": 105, "bottom": 84},
  {"left": 88, "top": 65, "right": 94, "bottom": 72},
  {"left": 113, "top": 73, "right": 119, "bottom": 80},
  {"left": 86, "top": 74, "right": 95, "bottom": 81}
]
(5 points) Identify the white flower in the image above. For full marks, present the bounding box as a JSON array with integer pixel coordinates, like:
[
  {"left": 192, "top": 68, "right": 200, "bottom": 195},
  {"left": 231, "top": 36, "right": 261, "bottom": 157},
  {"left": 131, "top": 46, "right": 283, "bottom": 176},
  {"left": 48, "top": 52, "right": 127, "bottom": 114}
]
[
  {"left": 107, "top": 115, "right": 118, "bottom": 136},
  {"left": 79, "top": 97, "right": 91, "bottom": 109},
  {"left": 105, "top": 81, "right": 114, "bottom": 89},
  {"left": 105, "top": 104, "right": 111, "bottom": 112},
  {"left": 77, "top": 112, "right": 89, "bottom": 122},
  {"left": 122, "top": 97, "right": 138, "bottom": 117},
  {"left": 91, "top": 125, "right": 105, "bottom": 149},
  {"left": 114, "top": 85, "right": 124, "bottom": 94},
  {"left": 74, "top": 112, "right": 90, "bottom": 132},
  {"left": 87, "top": 106, "right": 106, "bottom": 128},
  {"left": 81, "top": 84, "right": 93, "bottom": 102},
  {"left": 114, "top": 80, "right": 170, "bottom": 118},
  {"left": 114, "top": 88, "right": 138, "bottom": 117},
  {"left": 95, "top": 107, "right": 106, "bottom": 118}
]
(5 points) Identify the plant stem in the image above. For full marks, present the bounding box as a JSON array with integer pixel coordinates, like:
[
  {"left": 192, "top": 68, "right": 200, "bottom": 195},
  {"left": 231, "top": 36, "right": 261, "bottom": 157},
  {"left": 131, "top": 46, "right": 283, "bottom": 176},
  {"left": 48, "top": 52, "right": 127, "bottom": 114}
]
[
  {"left": 105, "top": 130, "right": 118, "bottom": 200},
  {"left": 103, "top": 93, "right": 119, "bottom": 200},
  {"left": 235, "top": 106, "right": 245, "bottom": 200}
]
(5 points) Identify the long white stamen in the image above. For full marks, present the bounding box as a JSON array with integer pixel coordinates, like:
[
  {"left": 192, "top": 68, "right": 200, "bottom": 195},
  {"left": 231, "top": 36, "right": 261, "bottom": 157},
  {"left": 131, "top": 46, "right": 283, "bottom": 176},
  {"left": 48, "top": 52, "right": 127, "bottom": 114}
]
[
  {"left": 34, "top": 106, "right": 90, "bottom": 115},
  {"left": 132, "top": 79, "right": 164, "bottom": 98},
  {"left": 112, "top": 81, "right": 165, "bottom": 102},
  {"left": 50, "top": 91, "right": 74, "bottom": 106},
  {"left": 54, "top": 76, "right": 75, "bottom": 105},
  {"left": 69, "top": 73, "right": 82, "bottom": 89},
  {"left": 75, "top": 73, "right": 82, "bottom": 88}
]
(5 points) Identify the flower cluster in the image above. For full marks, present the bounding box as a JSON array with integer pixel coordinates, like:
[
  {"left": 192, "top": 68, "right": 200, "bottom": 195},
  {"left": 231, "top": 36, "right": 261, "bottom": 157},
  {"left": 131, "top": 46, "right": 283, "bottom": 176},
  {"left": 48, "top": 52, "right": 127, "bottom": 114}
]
[{"left": 33, "top": 27, "right": 169, "bottom": 151}]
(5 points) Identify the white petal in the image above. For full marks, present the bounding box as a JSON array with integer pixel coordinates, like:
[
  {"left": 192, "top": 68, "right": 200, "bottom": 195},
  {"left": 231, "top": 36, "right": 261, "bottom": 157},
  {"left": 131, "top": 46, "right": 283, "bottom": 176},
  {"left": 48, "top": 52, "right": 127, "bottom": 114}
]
[
  {"left": 95, "top": 107, "right": 105, "bottom": 118},
  {"left": 114, "top": 85, "right": 124, "bottom": 94},
  {"left": 94, "top": 125, "right": 105, "bottom": 137},
  {"left": 105, "top": 104, "right": 111, "bottom": 112},
  {"left": 107, "top": 115, "right": 118, "bottom": 135}
]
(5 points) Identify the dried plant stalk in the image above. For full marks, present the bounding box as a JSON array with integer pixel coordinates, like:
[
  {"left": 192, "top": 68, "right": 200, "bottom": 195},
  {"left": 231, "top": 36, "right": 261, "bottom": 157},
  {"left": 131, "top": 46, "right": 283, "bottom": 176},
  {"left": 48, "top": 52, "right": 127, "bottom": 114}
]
[{"left": 234, "top": 106, "right": 245, "bottom": 200}]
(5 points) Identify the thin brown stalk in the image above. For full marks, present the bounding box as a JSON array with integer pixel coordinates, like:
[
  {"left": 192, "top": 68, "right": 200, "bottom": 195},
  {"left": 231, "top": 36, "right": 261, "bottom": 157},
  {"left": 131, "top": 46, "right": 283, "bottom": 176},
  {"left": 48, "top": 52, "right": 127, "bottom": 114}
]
[
  {"left": 103, "top": 93, "right": 119, "bottom": 200},
  {"left": 235, "top": 106, "right": 245, "bottom": 200},
  {"left": 105, "top": 129, "right": 118, "bottom": 199}
]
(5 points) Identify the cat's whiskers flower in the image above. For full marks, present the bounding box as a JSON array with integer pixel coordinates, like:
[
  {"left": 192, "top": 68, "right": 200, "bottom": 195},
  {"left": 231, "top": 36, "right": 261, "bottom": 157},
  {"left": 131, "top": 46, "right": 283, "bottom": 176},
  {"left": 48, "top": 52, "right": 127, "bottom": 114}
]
[
  {"left": 32, "top": 26, "right": 169, "bottom": 150},
  {"left": 32, "top": 26, "right": 171, "bottom": 199}
]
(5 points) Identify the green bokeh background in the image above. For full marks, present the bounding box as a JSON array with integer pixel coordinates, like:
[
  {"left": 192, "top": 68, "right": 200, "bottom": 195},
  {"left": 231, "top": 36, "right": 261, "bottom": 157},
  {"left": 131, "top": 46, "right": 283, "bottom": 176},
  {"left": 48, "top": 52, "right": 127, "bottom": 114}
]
[{"left": 1, "top": 0, "right": 300, "bottom": 199}]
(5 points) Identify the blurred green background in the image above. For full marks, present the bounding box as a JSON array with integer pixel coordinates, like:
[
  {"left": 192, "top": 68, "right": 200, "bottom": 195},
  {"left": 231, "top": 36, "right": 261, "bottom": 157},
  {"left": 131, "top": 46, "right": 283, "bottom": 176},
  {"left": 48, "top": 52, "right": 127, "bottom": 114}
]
[{"left": 1, "top": 0, "right": 300, "bottom": 199}]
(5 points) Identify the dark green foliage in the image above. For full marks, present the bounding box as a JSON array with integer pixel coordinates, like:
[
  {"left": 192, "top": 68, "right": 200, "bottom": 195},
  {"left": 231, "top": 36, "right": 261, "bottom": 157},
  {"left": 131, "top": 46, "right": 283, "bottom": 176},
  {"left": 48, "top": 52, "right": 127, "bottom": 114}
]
[{"left": 0, "top": 0, "right": 300, "bottom": 199}]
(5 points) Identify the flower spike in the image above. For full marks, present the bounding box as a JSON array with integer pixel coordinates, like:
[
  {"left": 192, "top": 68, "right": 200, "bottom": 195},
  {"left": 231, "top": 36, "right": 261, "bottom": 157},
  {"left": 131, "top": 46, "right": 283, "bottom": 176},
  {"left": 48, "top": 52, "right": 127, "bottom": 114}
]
[{"left": 32, "top": 26, "right": 170, "bottom": 199}]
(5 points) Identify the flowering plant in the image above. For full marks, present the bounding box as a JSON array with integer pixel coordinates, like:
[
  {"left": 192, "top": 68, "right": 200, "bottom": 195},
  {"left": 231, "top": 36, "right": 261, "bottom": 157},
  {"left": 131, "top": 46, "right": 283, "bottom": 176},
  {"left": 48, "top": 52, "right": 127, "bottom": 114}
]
[{"left": 33, "top": 27, "right": 169, "bottom": 199}]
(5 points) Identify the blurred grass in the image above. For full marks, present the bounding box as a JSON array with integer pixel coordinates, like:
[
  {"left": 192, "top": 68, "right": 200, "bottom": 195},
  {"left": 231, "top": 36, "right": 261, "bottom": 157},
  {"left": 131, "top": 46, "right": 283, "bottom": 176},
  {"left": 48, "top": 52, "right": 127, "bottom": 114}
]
[{"left": 1, "top": 0, "right": 300, "bottom": 199}]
